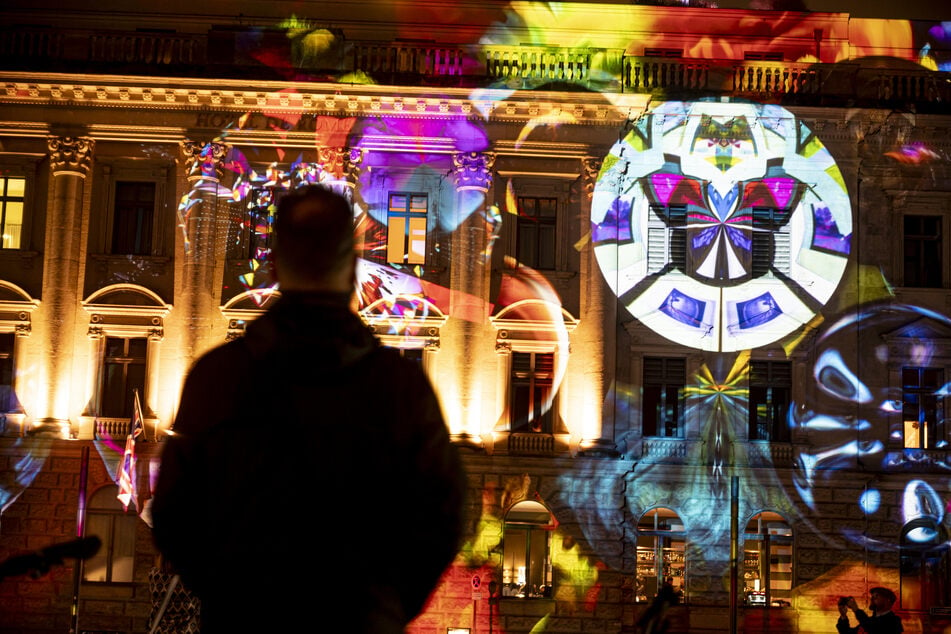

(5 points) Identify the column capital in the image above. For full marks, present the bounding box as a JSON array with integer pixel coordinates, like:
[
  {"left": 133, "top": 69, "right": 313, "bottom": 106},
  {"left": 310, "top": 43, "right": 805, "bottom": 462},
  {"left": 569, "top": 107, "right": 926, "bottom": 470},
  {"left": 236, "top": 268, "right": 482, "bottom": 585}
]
[
  {"left": 180, "top": 139, "right": 229, "bottom": 182},
  {"left": 47, "top": 136, "right": 94, "bottom": 177},
  {"left": 450, "top": 151, "right": 496, "bottom": 192},
  {"left": 317, "top": 146, "right": 364, "bottom": 185},
  {"left": 581, "top": 157, "right": 603, "bottom": 199}
]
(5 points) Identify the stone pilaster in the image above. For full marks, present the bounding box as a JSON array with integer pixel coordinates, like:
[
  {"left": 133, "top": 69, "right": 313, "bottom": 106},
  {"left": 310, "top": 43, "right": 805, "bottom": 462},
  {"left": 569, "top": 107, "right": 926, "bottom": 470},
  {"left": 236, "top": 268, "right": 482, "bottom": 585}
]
[
  {"left": 33, "top": 136, "right": 94, "bottom": 437},
  {"left": 444, "top": 151, "right": 495, "bottom": 448},
  {"left": 179, "top": 139, "right": 229, "bottom": 366},
  {"left": 578, "top": 157, "right": 616, "bottom": 455}
]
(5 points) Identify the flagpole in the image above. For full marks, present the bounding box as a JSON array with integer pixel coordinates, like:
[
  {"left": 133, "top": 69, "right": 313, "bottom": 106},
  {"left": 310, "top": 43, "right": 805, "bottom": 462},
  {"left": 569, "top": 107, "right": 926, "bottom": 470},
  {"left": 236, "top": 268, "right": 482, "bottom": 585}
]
[{"left": 69, "top": 444, "right": 90, "bottom": 634}]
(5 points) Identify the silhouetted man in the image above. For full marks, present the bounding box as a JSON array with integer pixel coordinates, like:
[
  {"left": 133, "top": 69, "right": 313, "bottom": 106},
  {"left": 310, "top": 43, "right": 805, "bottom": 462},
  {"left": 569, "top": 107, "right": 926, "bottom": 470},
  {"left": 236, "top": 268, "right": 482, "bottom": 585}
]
[
  {"left": 152, "top": 185, "right": 466, "bottom": 633},
  {"left": 837, "top": 587, "right": 903, "bottom": 634}
]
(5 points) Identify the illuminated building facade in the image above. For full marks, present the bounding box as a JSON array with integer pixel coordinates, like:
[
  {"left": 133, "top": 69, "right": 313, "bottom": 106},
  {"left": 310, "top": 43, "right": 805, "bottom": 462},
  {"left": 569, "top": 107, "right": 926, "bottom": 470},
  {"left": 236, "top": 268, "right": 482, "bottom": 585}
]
[{"left": 0, "top": 1, "right": 950, "bottom": 632}]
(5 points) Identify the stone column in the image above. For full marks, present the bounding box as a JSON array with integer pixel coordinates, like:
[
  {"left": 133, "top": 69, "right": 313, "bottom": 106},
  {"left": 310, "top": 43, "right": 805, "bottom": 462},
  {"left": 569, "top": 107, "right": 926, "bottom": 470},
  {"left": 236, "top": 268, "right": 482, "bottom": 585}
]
[
  {"left": 445, "top": 151, "right": 495, "bottom": 448},
  {"left": 33, "top": 136, "right": 94, "bottom": 437},
  {"left": 4, "top": 322, "right": 31, "bottom": 435},
  {"left": 78, "top": 325, "right": 104, "bottom": 440},
  {"left": 578, "top": 157, "right": 617, "bottom": 455},
  {"left": 179, "top": 139, "right": 229, "bottom": 366},
  {"left": 144, "top": 326, "right": 163, "bottom": 440}
]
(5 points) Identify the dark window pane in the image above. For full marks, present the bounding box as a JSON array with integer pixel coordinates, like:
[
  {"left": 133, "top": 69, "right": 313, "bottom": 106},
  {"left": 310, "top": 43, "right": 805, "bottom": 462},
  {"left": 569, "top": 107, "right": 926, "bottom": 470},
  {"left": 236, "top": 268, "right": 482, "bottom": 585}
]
[
  {"left": 644, "top": 358, "right": 685, "bottom": 438},
  {"left": 0, "top": 332, "right": 14, "bottom": 412},
  {"left": 101, "top": 337, "right": 147, "bottom": 419},
  {"left": 516, "top": 196, "right": 557, "bottom": 270},
  {"left": 904, "top": 215, "right": 942, "bottom": 288},
  {"left": 112, "top": 181, "right": 155, "bottom": 255},
  {"left": 749, "top": 361, "right": 791, "bottom": 441},
  {"left": 511, "top": 351, "right": 555, "bottom": 433}
]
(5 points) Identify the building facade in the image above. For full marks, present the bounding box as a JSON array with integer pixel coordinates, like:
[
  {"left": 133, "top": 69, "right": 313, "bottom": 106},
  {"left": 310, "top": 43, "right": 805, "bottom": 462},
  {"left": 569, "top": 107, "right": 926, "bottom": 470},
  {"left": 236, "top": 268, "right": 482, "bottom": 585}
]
[{"left": 1, "top": 1, "right": 950, "bottom": 632}]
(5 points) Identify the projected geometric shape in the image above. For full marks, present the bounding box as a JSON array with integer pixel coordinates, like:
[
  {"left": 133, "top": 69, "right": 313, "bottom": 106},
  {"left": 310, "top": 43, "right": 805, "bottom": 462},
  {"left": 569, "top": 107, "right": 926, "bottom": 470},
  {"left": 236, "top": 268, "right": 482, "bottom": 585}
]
[{"left": 591, "top": 101, "right": 852, "bottom": 351}]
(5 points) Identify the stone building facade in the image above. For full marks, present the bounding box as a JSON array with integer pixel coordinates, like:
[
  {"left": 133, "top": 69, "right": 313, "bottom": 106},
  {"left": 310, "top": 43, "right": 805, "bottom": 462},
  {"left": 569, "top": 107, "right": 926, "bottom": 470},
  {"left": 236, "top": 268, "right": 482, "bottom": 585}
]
[{"left": 1, "top": 1, "right": 950, "bottom": 632}]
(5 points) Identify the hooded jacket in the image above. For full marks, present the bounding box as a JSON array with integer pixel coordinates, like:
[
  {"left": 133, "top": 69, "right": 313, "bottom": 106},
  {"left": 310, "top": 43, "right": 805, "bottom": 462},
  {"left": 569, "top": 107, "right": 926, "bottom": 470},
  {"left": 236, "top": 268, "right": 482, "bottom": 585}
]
[{"left": 152, "top": 291, "right": 466, "bottom": 633}]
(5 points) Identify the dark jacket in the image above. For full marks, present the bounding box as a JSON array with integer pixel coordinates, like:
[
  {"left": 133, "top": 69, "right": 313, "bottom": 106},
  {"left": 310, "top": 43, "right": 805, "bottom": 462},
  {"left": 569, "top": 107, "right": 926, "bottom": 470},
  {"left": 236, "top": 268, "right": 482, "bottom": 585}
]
[
  {"left": 837, "top": 610, "right": 904, "bottom": 634},
  {"left": 152, "top": 292, "right": 466, "bottom": 633}
]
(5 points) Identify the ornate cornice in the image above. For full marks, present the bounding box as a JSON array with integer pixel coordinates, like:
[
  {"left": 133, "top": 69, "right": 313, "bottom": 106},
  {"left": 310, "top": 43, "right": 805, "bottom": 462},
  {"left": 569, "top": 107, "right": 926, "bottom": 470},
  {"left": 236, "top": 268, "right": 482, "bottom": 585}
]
[{"left": 0, "top": 76, "right": 635, "bottom": 127}]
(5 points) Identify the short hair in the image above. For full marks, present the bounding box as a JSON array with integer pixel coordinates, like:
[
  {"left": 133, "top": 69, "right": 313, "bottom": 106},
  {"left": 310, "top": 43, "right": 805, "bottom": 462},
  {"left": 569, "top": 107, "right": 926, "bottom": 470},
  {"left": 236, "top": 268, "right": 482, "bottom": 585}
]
[
  {"left": 870, "top": 587, "right": 897, "bottom": 605},
  {"left": 272, "top": 185, "right": 354, "bottom": 284}
]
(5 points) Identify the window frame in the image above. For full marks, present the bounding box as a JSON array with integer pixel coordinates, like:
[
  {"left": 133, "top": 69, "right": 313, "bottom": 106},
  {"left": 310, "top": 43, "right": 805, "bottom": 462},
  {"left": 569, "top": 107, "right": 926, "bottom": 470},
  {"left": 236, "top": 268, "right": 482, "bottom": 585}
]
[
  {"left": 82, "top": 486, "right": 137, "bottom": 584},
  {"left": 902, "top": 213, "right": 944, "bottom": 289},
  {"left": 99, "top": 335, "right": 148, "bottom": 419},
  {"left": 509, "top": 350, "right": 556, "bottom": 434},
  {"left": 110, "top": 180, "right": 156, "bottom": 256},
  {"left": 643, "top": 357, "right": 686, "bottom": 438},
  {"left": 95, "top": 162, "right": 170, "bottom": 258},
  {"left": 386, "top": 191, "right": 428, "bottom": 265},
  {"left": 901, "top": 366, "right": 946, "bottom": 450},
  {"left": 742, "top": 511, "right": 793, "bottom": 608},
  {"left": 635, "top": 507, "right": 687, "bottom": 604},
  {"left": 748, "top": 360, "right": 792, "bottom": 442},
  {"left": 500, "top": 500, "right": 555, "bottom": 600},
  {"left": 0, "top": 175, "right": 26, "bottom": 250},
  {"left": 503, "top": 178, "right": 570, "bottom": 272},
  {"left": 515, "top": 195, "right": 557, "bottom": 270}
]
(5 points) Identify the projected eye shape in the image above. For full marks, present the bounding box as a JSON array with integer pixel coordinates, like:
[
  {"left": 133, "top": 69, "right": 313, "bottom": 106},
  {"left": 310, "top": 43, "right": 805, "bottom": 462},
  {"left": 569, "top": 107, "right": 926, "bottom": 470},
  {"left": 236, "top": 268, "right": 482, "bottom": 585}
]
[
  {"left": 791, "top": 304, "right": 951, "bottom": 551},
  {"left": 591, "top": 101, "right": 852, "bottom": 352}
]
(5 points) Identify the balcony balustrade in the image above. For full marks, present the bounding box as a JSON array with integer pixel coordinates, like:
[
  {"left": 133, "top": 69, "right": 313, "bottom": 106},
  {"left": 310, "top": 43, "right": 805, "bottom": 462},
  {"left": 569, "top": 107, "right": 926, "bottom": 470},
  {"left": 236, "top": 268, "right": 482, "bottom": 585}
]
[{"left": 1, "top": 26, "right": 948, "bottom": 106}]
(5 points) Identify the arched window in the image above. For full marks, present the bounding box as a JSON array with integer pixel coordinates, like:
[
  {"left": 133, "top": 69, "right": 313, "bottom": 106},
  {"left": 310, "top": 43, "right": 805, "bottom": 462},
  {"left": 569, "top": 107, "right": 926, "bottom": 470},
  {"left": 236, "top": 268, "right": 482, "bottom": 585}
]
[
  {"left": 501, "top": 501, "right": 554, "bottom": 599},
  {"left": 900, "top": 518, "right": 950, "bottom": 610},
  {"left": 636, "top": 507, "right": 686, "bottom": 603},
  {"left": 82, "top": 487, "right": 136, "bottom": 583},
  {"left": 743, "top": 511, "right": 793, "bottom": 607}
]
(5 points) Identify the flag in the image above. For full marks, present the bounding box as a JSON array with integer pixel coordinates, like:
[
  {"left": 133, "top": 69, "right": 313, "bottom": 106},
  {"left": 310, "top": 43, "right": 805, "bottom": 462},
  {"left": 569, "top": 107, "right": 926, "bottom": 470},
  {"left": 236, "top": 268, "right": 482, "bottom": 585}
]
[{"left": 116, "top": 390, "right": 144, "bottom": 511}]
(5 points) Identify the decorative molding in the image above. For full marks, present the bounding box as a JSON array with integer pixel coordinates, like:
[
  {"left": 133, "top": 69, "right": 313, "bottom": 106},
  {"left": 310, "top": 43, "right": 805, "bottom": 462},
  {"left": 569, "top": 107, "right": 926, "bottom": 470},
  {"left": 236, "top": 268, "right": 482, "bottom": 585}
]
[
  {"left": 450, "top": 151, "right": 496, "bottom": 192},
  {"left": 180, "top": 138, "right": 228, "bottom": 181},
  {"left": 47, "top": 136, "right": 94, "bottom": 177}
]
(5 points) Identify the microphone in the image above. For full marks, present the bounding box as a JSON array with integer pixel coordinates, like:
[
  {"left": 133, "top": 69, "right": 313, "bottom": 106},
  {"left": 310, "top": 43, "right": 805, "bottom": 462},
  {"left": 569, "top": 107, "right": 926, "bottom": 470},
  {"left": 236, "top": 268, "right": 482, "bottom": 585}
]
[{"left": 0, "top": 536, "right": 102, "bottom": 581}]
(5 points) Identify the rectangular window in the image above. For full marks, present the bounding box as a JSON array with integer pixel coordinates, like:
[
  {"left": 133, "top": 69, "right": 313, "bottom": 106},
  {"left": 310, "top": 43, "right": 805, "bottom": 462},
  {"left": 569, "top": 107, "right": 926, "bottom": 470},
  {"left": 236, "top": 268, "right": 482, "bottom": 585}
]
[
  {"left": 647, "top": 204, "right": 686, "bottom": 273},
  {"left": 0, "top": 176, "right": 25, "bottom": 249},
  {"left": 643, "top": 357, "right": 686, "bottom": 438},
  {"left": 902, "top": 367, "right": 945, "bottom": 449},
  {"left": 502, "top": 502, "right": 553, "bottom": 599},
  {"left": 83, "top": 489, "right": 135, "bottom": 583},
  {"left": 387, "top": 192, "right": 427, "bottom": 265},
  {"left": 0, "top": 333, "right": 14, "bottom": 413},
  {"left": 743, "top": 514, "right": 793, "bottom": 607},
  {"left": 904, "top": 215, "right": 942, "bottom": 288},
  {"left": 241, "top": 187, "right": 277, "bottom": 260},
  {"left": 516, "top": 196, "right": 557, "bottom": 270},
  {"left": 749, "top": 361, "right": 791, "bottom": 441},
  {"left": 101, "top": 337, "right": 147, "bottom": 419},
  {"left": 112, "top": 181, "right": 155, "bottom": 255},
  {"left": 511, "top": 351, "right": 554, "bottom": 433}
]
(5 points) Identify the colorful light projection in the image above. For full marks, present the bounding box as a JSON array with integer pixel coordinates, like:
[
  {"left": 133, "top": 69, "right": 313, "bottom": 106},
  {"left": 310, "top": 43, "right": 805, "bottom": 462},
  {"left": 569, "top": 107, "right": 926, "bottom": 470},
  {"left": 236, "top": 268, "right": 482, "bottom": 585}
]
[
  {"left": 591, "top": 100, "right": 852, "bottom": 352},
  {"left": 790, "top": 303, "right": 951, "bottom": 552}
]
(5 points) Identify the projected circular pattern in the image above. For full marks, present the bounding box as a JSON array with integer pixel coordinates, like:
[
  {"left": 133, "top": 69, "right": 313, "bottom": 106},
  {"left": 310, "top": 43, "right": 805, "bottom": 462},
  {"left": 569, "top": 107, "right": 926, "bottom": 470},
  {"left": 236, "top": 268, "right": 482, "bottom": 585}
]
[{"left": 590, "top": 101, "right": 852, "bottom": 352}]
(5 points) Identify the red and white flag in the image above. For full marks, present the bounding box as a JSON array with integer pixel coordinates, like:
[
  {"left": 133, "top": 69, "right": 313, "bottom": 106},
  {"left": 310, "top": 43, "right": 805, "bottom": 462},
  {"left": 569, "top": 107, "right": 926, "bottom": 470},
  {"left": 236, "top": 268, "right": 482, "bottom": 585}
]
[{"left": 116, "top": 390, "right": 144, "bottom": 511}]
